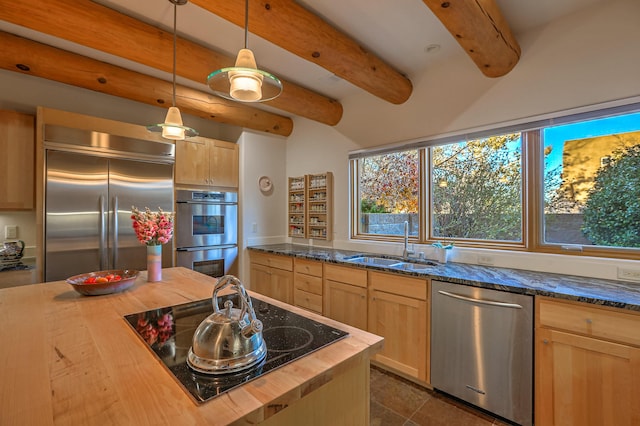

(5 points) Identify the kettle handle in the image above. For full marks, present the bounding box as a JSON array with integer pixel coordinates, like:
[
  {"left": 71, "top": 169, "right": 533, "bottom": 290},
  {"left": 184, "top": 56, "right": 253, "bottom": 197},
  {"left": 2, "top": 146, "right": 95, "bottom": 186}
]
[{"left": 211, "top": 275, "right": 260, "bottom": 328}]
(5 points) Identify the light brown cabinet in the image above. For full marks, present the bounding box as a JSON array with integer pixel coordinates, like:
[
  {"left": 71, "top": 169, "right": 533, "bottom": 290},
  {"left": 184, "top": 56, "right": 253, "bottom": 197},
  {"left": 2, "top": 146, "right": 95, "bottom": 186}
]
[
  {"left": 249, "top": 252, "right": 294, "bottom": 305},
  {"left": 323, "top": 264, "right": 368, "bottom": 330},
  {"left": 293, "top": 258, "right": 323, "bottom": 314},
  {"left": 368, "top": 271, "right": 429, "bottom": 383},
  {"left": 0, "top": 110, "right": 34, "bottom": 210},
  {"left": 535, "top": 297, "right": 640, "bottom": 426},
  {"left": 175, "top": 137, "right": 238, "bottom": 188}
]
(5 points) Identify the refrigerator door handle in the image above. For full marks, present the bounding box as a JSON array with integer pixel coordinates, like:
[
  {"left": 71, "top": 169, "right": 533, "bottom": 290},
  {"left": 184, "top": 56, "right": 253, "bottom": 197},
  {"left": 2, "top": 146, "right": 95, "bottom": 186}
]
[
  {"left": 112, "top": 196, "right": 118, "bottom": 268},
  {"left": 99, "top": 195, "right": 107, "bottom": 269}
]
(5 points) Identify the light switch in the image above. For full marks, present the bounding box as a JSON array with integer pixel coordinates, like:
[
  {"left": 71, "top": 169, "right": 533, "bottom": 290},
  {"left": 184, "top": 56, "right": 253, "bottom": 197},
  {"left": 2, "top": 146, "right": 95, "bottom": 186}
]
[{"left": 5, "top": 225, "right": 17, "bottom": 239}]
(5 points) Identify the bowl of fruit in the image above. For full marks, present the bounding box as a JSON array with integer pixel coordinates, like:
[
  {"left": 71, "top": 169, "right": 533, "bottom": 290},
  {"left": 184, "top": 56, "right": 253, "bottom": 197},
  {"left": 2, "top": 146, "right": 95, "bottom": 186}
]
[{"left": 66, "top": 269, "right": 140, "bottom": 296}]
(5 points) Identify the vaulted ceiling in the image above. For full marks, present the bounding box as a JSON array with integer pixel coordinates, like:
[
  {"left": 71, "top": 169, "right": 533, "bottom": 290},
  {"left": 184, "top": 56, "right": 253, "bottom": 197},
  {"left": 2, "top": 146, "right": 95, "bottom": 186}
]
[{"left": 0, "top": 0, "right": 605, "bottom": 136}]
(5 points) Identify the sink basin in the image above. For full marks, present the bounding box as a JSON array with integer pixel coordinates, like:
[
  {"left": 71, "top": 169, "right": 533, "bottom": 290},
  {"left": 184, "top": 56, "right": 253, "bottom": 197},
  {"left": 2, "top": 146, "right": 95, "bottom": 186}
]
[
  {"left": 391, "top": 261, "right": 438, "bottom": 271},
  {"left": 346, "top": 256, "right": 439, "bottom": 271},
  {"left": 346, "top": 256, "right": 403, "bottom": 267}
]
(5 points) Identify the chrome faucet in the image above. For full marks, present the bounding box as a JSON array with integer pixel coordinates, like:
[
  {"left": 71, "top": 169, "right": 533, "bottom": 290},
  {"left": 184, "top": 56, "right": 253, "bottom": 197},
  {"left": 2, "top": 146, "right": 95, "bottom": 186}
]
[{"left": 403, "top": 220, "right": 414, "bottom": 259}]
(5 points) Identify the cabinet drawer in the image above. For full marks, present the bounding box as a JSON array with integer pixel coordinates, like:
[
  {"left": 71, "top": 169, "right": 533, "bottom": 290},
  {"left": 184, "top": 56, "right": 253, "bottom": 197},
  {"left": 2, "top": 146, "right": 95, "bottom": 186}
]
[
  {"left": 294, "top": 288, "right": 323, "bottom": 314},
  {"left": 369, "top": 271, "right": 428, "bottom": 300},
  {"left": 250, "top": 252, "right": 293, "bottom": 271},
  {"left": 294, "top": 258, "right": 323, "bottom": 277},
  {"left": 537, "top": 297, "right": 640, "bottom": 346},
  {"left": 324, "top": 264, "right": 367, "bottom": 288},
  {"left": 294, "top": 272, "right": 323, "bottom": 295}
]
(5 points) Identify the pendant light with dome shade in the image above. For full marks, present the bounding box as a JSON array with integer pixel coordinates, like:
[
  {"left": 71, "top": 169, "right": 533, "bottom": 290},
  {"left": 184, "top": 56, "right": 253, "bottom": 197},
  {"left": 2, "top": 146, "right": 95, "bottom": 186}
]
[
  {"left": 147, "top": 0, "right": 198, "bottom": 140},
  {"left": 207, "top": 0, "right": 282, "bottom": 103}
]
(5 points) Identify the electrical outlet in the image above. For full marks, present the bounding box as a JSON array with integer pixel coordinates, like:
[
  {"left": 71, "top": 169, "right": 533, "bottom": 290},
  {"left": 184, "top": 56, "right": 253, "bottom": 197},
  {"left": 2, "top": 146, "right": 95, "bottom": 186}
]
[
  {"left": 252, "top": 222, "right": 258, "bottom": 233},
  {"left": 4, "top": 225, "right": 17, "bottom": 239},
  {"left": 618, "top": 268, "right": 640, "bottom": 282},
  {"left": 478, "top": 255, "right": 494, "bottom": 266}
]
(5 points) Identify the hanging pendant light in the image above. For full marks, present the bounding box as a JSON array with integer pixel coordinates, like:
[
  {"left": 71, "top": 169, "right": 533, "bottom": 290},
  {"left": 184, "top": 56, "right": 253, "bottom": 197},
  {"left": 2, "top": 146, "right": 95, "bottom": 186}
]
[
  {"left": 148, "top": 0, "right": 198, "bottom": 140},
  {"left": 207, "top": 0, "right": 282, "bottom": 102}
]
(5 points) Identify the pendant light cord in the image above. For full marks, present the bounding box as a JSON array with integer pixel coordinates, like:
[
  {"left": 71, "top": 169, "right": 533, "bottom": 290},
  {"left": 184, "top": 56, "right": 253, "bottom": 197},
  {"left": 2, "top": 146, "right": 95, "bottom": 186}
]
[
  {"left": 172, "top": 2, "right": 177, "bottom": 108},
  {"left": 244, "top": 0, "right": 249, "bottom": 49}
]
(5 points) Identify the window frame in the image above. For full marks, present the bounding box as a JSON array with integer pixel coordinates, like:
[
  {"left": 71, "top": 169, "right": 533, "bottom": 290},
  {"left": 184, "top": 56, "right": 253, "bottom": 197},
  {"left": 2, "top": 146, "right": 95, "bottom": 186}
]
[{"left": 349, "top": 100, "right": 640, "bottom": 261}]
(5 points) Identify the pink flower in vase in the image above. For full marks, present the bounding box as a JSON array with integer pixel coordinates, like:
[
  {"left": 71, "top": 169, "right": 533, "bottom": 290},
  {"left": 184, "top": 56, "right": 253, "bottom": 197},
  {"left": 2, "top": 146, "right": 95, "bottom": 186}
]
[{"left": 131, "top": 206, "right": 174, "bottom": 246}]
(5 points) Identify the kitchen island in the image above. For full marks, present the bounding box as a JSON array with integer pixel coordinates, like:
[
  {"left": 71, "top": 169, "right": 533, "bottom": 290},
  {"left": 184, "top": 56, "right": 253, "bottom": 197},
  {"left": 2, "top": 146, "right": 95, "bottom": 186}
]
[{"left": 0, "top": 267, "right": 383, "bottom": 425}]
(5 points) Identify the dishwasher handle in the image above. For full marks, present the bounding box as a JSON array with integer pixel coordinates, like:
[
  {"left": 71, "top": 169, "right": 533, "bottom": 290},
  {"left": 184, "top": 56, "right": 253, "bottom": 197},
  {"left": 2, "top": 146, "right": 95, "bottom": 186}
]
[{"left": 437, "top": 290, "right": 523, "bottom": 309}]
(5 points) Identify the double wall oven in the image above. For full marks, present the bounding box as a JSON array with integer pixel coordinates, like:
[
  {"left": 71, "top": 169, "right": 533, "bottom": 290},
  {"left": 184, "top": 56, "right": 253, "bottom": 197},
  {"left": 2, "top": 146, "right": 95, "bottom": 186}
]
[{"left": 175, "top": 190, "right": 238, "bottom": 278}]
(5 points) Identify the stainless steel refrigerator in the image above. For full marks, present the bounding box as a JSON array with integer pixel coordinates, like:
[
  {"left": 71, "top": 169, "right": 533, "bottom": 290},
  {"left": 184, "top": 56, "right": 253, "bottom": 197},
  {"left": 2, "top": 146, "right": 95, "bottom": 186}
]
[{"left": 44, "top": 125, "right": 174, "bottom": 282}]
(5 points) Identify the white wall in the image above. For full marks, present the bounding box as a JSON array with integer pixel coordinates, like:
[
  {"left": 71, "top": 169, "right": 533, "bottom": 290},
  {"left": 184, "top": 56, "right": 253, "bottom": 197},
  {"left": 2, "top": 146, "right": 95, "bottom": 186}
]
[
  {"left": 285, "top": 118, "right": 360, "bottom": 245},
  {"left": 238, "top": 130, "right": 288, "bottom": 282},
  {"left": 283, "top": 0, "right": 640, "bottom": 281},
  {"left": 336, "top": 0, "right": 640, "bottom": 149}
]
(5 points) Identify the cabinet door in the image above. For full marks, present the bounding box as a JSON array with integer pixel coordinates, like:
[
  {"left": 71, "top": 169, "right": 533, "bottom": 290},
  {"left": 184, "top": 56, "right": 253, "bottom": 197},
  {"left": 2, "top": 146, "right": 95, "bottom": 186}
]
[
  {"left": 369, "top": 289, "right": 428, "bottom": 382},
  {"left": 269, "top": 266, "right": 294, "bottom": 305},
  {"left": 249, "top": 263, "right": 293, "bottom": 305},
  {"left": 208, "top": 140, "right": 238, "bottom": 188},
  {"left": 323, "top": 279, "right": 367, "bottom": 330},
  {"left": 536, "top": 328, "right": 640, "bottom": 426},
  {"left": 0, "top": 111, "right": 34, "bottom": 210},
  {"left": 250, "top": 263, "right": 272, "bottom": 298},
  {"left": 175, "top": 139, "right": 209, "bottom": 186}
]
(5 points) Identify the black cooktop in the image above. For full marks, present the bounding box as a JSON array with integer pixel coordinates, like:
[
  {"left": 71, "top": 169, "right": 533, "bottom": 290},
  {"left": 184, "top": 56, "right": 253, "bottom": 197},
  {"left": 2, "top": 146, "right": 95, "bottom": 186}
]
[{"left": 124, "top": 295, "right": 348, "bottom": 404}]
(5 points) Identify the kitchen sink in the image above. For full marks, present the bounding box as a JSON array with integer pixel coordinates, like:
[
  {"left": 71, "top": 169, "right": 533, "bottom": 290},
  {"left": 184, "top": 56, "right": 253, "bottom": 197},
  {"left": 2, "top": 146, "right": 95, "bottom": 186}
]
[
  {"left": 345, "top": 256, "right": 438, "bottom": 271},
  {"left": 346, "top": 256, "right": 402, "bottom": 267},
  {"left": 391, "top": 261, "right": 438, "bottom": 271}
]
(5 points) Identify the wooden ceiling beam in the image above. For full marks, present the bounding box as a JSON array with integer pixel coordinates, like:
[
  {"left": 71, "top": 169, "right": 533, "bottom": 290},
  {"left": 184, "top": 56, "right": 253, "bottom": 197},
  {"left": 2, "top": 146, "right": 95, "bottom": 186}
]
[
  {"left": 0, "top": 31, "right": 293, "bottom": 136},
  {"left": 0, "top": 0, "right": 342, "bottom": 126},
  {"left": 190, "top": 0, "right": 414, "bottom": 105},
  {"left": 422, "top": 0, "right": 520, "bottom": 77}
]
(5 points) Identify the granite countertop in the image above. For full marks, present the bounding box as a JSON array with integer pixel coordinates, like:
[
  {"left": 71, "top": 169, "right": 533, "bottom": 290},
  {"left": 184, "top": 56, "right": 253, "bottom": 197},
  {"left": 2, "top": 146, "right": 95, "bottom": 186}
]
[{"left": 248, "top": 243, "right": 640, "bottom": 312}]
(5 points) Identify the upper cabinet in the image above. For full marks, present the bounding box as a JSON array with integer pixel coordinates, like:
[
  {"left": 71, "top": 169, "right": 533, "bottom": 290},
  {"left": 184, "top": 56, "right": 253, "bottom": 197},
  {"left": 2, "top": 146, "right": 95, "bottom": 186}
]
[
  {"left": 175, "top": 137, "right": 238, "bottom": 189},
  {"left": 0, "top": 110, "right": 35, "bottom": 210}
]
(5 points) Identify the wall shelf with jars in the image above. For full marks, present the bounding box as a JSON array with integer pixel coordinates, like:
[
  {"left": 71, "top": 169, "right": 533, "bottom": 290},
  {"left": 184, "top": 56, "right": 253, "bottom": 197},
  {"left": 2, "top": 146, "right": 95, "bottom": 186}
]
[
  {"left": 287, "top": 172, "right": 333, "bottom": 241},
  {"left": 288, "top": 176, "right": 307, "bottom": 238}
]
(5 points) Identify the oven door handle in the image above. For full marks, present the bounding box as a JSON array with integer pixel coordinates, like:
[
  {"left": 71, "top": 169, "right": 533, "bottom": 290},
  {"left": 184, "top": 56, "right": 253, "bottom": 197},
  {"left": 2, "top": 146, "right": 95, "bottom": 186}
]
[{"left": 177, "top": 244, "right": 237, "bottom": 252}]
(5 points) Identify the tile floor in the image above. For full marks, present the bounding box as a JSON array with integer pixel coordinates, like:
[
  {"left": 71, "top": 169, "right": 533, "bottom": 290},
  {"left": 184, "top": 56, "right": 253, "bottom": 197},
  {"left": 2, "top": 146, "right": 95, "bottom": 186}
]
[{"left": 369, "top": 366, "right": 512, "bottom": 426}]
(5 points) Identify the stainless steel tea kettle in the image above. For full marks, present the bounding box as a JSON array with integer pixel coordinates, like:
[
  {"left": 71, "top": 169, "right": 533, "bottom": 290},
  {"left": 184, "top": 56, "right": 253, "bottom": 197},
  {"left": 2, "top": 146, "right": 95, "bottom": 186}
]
[{"left": 187, "top": 275, "right": 267, "bottom": 375}]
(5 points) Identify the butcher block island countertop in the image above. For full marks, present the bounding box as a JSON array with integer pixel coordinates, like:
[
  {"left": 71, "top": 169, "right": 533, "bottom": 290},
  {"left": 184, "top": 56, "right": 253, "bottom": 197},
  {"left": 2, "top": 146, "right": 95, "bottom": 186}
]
[{"left": 0, "top": 267, "right": 383, "bottom": 426}]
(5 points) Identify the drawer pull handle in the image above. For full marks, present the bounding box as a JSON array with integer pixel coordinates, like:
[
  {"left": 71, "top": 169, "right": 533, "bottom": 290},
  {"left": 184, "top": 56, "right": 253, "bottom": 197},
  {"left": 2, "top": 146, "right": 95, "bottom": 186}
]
[
  {"left": 586, "top": 318, "right": 593, "bottom": 324},
  {"left": 543, "top": 339, "right": 549, "bottom": 344}
]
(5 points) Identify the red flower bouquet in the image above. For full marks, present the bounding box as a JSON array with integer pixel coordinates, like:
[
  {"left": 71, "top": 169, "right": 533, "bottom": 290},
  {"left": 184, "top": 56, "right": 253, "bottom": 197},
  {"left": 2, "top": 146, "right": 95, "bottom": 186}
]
[{"left": 131, "top": 206, "right": 174, "bottom": 246}]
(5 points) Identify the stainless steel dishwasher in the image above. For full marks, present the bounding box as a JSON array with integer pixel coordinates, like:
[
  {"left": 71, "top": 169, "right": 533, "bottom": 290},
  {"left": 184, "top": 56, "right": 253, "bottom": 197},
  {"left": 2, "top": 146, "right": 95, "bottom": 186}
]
[{"left": 431, "top": 280, "right": 533, "bottom": 426}]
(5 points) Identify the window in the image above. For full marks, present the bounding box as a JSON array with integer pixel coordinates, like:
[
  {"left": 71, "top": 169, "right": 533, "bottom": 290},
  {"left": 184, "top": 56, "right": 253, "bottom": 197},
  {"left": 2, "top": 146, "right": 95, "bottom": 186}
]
[
  {"left": 431, "top": 134, "right": 522, "bottom": 243},
  {"left": 350, "top": 102, "right": 640, "bottom": 258},
  {"left": 542, "top": 111, "right": 640, "bottom": 249},
  {"left": 355, "top": 150, "right": 419, "bottom": 237}
]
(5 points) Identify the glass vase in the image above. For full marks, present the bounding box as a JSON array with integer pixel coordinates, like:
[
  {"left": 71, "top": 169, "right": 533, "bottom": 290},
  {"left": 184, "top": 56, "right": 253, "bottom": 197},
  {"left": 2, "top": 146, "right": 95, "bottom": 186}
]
[{"left": 147, "top": 244, "right": 162, "bottom": 282}]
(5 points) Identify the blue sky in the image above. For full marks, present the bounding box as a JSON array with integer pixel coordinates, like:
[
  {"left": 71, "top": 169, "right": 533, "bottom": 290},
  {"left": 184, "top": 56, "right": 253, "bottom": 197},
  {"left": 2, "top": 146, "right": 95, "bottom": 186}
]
[{"left": 543, "top": 111, "right": 640, "bottom": 172}]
